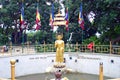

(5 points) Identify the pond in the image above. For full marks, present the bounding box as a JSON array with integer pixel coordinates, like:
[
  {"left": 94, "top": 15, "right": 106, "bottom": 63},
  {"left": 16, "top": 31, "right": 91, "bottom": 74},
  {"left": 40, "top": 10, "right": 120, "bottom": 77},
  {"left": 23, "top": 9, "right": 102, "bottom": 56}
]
[{"left": 16, "top": 73, "right": 111, "bottom": 80}]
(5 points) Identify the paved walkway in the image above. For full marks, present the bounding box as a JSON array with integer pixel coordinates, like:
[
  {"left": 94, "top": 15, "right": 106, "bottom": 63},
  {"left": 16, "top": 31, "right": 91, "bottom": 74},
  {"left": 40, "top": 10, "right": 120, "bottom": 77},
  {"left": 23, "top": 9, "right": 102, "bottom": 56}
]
[{"left": 0, "top": 78, "right": 10, "bottom": 80}]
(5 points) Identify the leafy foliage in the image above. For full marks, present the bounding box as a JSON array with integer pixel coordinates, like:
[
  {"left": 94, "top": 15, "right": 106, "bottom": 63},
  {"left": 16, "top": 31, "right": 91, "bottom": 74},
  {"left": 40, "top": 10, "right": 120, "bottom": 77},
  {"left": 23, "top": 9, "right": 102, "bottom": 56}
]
[{"left": 0, "top": 0, "right": 119, "bottom": 45}]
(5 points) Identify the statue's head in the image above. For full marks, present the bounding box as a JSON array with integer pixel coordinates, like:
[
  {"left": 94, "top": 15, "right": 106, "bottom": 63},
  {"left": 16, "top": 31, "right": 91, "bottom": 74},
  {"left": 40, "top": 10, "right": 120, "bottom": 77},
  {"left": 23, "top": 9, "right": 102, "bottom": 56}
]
[{"left": 56, "top": 33, "right": 63, "bottom": 40}]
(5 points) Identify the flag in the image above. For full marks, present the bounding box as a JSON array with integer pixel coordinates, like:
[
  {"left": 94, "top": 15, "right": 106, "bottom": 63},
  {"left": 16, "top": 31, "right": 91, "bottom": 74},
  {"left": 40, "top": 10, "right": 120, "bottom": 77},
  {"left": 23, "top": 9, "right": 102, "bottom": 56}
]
[
  {"left": 49, "top": 4, "right": 54, "bottom": 30},
  {"left": 87, "top": 11, "right": 95, "bottom": 24},
  {"left": 20, "top": 1, "right": 24, "bottom": 31},
  {"left": 78, "top": 3, "right": 84, "bottom": 30},
  {"left": 36, "top": 3, "right": 41, "bottom": 30},
  {"left": 65, "top": 7, "right": 69, "bottom": 31},
  {"left": 87, "top": 42, "right": 94, "bottom": 50}
]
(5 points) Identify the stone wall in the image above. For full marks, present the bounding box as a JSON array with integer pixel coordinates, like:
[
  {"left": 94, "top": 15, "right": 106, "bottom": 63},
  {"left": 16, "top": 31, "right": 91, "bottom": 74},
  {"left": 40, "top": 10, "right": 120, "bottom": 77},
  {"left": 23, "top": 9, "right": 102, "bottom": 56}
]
[{"left": 0, "top": 53, "right": 120, "bottom": 78}]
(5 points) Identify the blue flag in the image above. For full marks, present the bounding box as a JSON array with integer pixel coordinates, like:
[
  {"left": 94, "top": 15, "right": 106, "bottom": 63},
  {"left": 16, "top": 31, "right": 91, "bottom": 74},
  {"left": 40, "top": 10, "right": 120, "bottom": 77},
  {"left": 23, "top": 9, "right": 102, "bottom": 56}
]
[{"left": 78, "top": 3, "right": 84, "bottom": 30}]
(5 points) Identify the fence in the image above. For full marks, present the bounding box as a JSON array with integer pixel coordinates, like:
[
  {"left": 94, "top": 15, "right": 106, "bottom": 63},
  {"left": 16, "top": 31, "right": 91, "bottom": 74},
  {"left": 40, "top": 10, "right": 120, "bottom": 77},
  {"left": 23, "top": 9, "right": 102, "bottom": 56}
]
[
  {"left": 35, "top": 44, "right": 120, "bottom": 54},
  {"left": 0, "top": 44, "right": 120, "bottom": 55}
]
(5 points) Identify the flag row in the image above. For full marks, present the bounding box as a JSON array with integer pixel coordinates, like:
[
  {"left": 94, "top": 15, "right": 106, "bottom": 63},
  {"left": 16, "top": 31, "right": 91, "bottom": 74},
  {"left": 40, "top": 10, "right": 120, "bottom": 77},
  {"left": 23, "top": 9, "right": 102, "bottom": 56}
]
[{"left": 20, "top": 2, "right": 84, "bottom": 31}]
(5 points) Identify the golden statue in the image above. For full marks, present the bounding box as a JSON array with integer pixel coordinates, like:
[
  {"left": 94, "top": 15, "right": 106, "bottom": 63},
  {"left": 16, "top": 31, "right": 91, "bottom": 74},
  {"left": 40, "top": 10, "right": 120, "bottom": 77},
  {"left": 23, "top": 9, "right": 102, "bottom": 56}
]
[{"left": 55, "top": 34, "right": 64, "bottom": 63}]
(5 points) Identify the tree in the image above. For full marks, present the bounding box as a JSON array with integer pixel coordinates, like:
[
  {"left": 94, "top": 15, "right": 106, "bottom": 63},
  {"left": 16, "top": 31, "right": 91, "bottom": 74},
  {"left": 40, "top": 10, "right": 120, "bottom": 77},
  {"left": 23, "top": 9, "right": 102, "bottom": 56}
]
[
  {"left": 68, "top": 0, "right": 120, "bottom": 44},
  {"left": 0, "top": 0, "right": 119, "bottom": 45}
]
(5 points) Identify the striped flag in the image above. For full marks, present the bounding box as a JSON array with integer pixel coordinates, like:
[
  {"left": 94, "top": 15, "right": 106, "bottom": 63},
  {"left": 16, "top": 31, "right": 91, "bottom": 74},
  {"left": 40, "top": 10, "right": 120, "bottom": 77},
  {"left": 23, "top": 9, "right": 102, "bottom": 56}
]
[
  {"left": 49, "top": 4, "right": 54, "bottom": 30},
  {"left": 65, "top": 7, "right": 69, "bottom": 31},
  {"left": 36, "top": 3, "right": 41, "bottom": 30},
  {"left": 78, "top": 3, "right": 84, "bottom": 30},
  {"left": 20, "top": 1, "right": 24, "bottom": 31}
]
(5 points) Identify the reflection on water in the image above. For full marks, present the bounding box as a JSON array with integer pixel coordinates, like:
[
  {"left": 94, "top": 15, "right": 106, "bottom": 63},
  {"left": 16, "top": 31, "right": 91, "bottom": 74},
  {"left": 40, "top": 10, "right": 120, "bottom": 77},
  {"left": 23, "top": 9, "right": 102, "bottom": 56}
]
[{"left": 16, "top": 73, "right": 111, "bottom": 80}]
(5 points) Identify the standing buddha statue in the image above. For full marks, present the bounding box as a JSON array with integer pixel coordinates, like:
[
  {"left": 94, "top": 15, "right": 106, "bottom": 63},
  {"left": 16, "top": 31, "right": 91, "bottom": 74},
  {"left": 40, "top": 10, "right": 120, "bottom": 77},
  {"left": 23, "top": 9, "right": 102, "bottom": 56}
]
[{"left": 55, "top": 34, "right": 64, "bottom": 63}]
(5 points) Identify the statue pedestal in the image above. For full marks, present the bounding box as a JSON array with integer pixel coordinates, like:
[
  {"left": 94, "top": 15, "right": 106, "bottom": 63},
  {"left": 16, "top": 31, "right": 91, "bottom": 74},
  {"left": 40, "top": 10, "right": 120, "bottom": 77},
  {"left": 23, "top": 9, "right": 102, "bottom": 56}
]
[
  {"left": 53, "top": 62, "right": 66, "bottom": 80},
  {"left": 54, "top": 62, "right": 66, "bottom": 68}
]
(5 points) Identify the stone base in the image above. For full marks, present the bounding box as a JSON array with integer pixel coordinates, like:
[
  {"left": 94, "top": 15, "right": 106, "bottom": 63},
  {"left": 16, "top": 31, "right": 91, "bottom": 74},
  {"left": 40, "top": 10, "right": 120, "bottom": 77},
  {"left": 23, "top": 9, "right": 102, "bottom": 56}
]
[
  {"left": 50, "top": 77, "right": 69, "bottom": 80},
  {"left": 54, "top": 62, "right": 66, "bottom": 68}
]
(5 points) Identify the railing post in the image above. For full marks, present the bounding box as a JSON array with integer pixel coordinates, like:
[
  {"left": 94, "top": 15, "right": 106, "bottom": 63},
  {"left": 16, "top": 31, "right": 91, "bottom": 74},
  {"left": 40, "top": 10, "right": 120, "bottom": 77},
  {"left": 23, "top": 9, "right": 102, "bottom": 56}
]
[
  {"left": 44, "top": 41, "right": 46, "bottom": 52},
  {"left": 93, "top": 42, "right": 95, "bottom": 53},
  {"left": 52, "top": 44, "right": 54, "bottom": 52},
  {"left": 76, "top": 42, "right": 78, "bottom": 52},
  {"left": 27, "top": 41, "right": 29, "bottom": 53},
  {"left": 119, "top": 47, "right": 120, "bottom": 55},
  {"left": 99, "top": 63, "right": 103, "bottom": 80},
  {"left": 10, "top": 59, "right": 16, "bottom": 80},
  {"left": 10, "top": 42, "right": 12, "bottom": 56},
  {"left": 110, "top": 41, "right": 112, "bottom": 54}
]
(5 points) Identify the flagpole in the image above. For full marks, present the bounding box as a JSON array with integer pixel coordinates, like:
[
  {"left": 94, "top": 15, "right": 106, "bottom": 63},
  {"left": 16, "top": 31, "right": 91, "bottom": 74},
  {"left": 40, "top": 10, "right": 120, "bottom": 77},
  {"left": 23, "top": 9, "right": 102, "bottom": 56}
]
[
  {"left": 50, "top": 3, "right": 54, "bottom": 47},
  {"left": 68, "top": 0, "right": 70, "bottom": 42},
  {"left": 21, "top": 0, "right": 24, "bottom": 53},
  {"left": 82, "top": 29, "right": 83, "bottom": 44},
  {"left": 22, "top": 30, "right": 24, "bottom": 53},
  {"left": 81, "top": 0, "right": 83, "bottom": 44},
  {"left": 66, "top": 0, "right": 70, "bottom": 51},
  {"left": 110, "top": 41, "right": 112, "bottom": 54},
  {"left": 68, "top": 2, "right": 70, "bottom": 52},
  {"left": 79, "top": 1, "right": 84, "bottom": 44}
]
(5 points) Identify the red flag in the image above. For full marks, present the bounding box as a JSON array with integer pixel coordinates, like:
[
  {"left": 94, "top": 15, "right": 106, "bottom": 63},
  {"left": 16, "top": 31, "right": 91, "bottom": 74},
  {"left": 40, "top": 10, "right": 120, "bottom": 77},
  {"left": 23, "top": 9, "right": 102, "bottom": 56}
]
[{"left": 87, "top": 42, "right": 94, "bottom": 50}]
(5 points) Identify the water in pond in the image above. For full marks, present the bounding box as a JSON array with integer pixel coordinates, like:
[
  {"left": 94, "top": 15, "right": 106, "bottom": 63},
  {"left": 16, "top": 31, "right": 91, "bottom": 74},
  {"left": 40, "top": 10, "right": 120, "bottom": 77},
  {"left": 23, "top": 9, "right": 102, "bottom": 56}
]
[{"left": 16, "top": 73, "right": 111, "bottom": 80}]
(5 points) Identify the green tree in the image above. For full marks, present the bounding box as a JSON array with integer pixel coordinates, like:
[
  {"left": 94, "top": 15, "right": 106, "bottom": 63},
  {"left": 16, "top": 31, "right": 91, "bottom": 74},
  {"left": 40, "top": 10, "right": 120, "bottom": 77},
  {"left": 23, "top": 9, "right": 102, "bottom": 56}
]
[{"left": 0, "top": 0, "right": 119, "bottom": 44}]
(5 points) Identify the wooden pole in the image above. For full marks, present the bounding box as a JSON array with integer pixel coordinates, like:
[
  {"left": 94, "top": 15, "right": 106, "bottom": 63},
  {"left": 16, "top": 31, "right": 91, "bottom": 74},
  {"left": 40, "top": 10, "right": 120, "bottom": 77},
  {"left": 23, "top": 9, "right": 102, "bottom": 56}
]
[
  {"left": 10, "top": 42, "right": 12, "bottom": 56},
  {"left": 10, "top": 59, "right": 16, "bottom": 80},
  {"left": 27, "top": 41, "right": 29, "bottom": 53},
  {"left": 44, "top": 41, "right": 46, "bottom": 52},
  {"left": 99, "top": 63, "right": 103, "bottom": 80},
  {"left": 110, "top": 41, "right": 112, "bottom": 54},
  {"left": 93, "top": 42, "right": 95, "bottom": 53},
  {"left": 76, "top": 42, "right": 78, "bottom": 52}
]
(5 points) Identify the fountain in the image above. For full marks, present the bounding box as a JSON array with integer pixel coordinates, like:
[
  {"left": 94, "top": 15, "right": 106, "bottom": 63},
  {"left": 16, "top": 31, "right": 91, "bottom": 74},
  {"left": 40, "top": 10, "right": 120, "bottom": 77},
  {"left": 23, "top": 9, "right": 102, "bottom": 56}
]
[{"left": 48, "top": 33, "right": 70, "bottom": 80}]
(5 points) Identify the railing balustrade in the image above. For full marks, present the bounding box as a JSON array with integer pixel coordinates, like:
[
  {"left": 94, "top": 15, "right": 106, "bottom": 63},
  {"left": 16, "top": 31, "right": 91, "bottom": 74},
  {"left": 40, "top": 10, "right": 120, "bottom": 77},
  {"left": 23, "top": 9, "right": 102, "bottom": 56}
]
[{"left": 0, "top": 44, "right": 120, "bottom": 55}]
